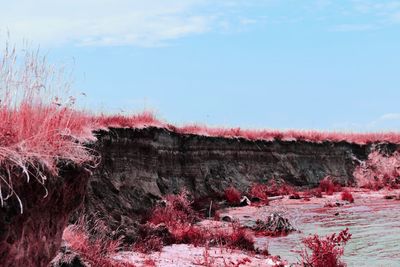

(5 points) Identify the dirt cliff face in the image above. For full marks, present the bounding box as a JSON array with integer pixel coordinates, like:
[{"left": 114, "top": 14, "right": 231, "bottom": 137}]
[
  {"left": 83, "top": 127, "right": 369, "bottom": 241},
  {"left": 0, "top": 165, "right": 90, "bottom": 267}
]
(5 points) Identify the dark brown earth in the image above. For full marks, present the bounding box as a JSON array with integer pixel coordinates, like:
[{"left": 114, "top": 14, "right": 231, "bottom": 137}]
[
  {"left": 0, "top": 165, "right": 90, "bottom": 267},
  {"left": 79, "top": 127, "right": 372, "bottom": 241}
]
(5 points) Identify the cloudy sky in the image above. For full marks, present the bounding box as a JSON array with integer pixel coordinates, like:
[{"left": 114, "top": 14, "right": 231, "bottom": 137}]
[{"left": 1, "top": 0, "right": 400, "bottom": 131}]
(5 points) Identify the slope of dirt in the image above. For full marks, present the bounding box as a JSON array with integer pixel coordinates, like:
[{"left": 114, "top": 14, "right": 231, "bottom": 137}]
[
  {"left": 81, "top": 127, "right": 371, "bottom": 241},
  {"left": 0, "top": 165, "right": 90, "bottom": 267}
]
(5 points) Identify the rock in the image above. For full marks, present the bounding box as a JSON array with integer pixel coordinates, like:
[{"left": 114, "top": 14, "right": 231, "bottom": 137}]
[
  {"left": 50, "top": 244, "right": 89, "bottom": 267},
  {"left": 289, "top": 193, "right": 301, "bottom": 199},
  {"left": 239, "top": 196, "right": 251, "bottom": 206},
  {"left": 384, "top": 195, "right": 395, "bottom": 200},
  {"left": 221, "top": 215, "right": 234, "bottom": 222},
  {"left": 0, "top": 165, "right": 90, "bottom": 267},
  {"left": 324, "top": 201, "right": 345, "bottom": 208},
  {"left": 250, "top": 196, "right": 261, "bottom": 202}
]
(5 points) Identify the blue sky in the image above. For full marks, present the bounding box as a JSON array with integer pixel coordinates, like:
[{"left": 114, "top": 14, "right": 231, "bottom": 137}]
[{"left": 1, "top": 0, "right": 400, "bottom": 131}]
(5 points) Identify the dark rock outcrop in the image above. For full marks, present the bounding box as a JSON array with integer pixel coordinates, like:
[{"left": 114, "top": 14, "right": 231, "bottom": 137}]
[
  {"left": 0, "top": 165, "right": 90, "bottom": 267},
  {"left": 81, "top": 127, "right": 369, "bottom": 241}
]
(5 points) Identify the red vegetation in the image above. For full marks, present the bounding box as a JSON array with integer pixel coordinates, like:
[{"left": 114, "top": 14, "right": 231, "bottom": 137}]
[
  {"left": 340, "top": 190, "right": 354, "bottom": 203},
  {"left": 148, "top": 190, "right": 198, "bottom": 226},
  {"left": 266, "top": 180, "right": 295, "bottom": 196},
  {"left": 175, "top": 124, "right": 400, "bottom": 145},
  {"left": 301, "top": 228, "right": 352, "bottom": 267},
  {"left": 94, "top": 111, "right": 163, "bottom": 129},
  {"left": 248, "top": 181, "right": 295, "bottom": 203},
  {"left": 63, "top": 226, "right": 135, "bottom": 267},
  {"left": 143, "top": 258, "right": 156, "bottom": 267},
  {"left": 137, "top": 191, "right": 257, "bottom": 253},
  {"left": 319, "top": 176, "right": 342, "bottom": 195},
  {"left": 224, "top": 187, "right": 242, "bottom": 205},
  {"left": 133, "top": 235, "right": 163, "bottom": 253},
  {"left": 248, "top": 183, "right": 269, "bottom": 203}
]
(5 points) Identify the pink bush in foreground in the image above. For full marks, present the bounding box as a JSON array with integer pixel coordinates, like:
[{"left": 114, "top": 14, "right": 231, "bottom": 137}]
[
  {"left": 301, "top": 228, "right": 352, "bottom": 267},
  {"left": 341, "top": 190, "right": 354, "bottom": 203}
]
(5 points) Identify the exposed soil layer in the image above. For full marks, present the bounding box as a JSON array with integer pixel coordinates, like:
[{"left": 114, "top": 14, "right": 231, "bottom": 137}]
[
  {"left": 81, "top": 127, "right": 374, "bottom": 240},
  {"left": 0, "top": 165, "right": 90, "bottom": 267}
]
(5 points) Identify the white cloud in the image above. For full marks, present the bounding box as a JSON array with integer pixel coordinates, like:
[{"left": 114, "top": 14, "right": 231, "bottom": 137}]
[
  {"left": 351, "top": 0, "right": 400, "bottom": 22},
  {"left": 379, "top": 113, "right": 400, "bottom": 120},
  {"left": 331, "top": 23, "right": 377, "bottom": 31},
  {"left": 0, "top": 0, "right": 285, "bottom": 47},
  {"left": 332, "top": 113, "right": 400, "bottom": 131},
  {"left": 0, "top": 0, "right": 241, "bottom": 47}
]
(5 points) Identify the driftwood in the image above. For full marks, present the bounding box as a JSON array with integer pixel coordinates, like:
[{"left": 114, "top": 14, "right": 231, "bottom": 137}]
[{"left": 267, "top": 196, "right": 284, "bottom": 201}]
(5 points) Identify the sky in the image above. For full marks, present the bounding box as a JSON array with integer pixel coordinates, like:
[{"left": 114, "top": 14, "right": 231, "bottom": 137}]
[{"left": 1, "top": 0, "right": 400, "bottom": 131}]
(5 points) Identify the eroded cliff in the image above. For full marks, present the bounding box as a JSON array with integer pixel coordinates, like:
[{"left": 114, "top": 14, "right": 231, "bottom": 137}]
[
  {"left": 0, "top": 165, "right": 90, "bottom": 267},
  {"left": 81, "top": 127, "right": 370, "bottom": 241}
]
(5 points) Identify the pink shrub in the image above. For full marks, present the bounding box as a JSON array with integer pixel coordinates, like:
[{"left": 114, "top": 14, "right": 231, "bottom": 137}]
[
  {"left": 143, "top": 258, "right": 156, "bottom": 267},
  {"left": 248, "top": 183, "right": 269, "bottom": 203},
  {"left": 266, "top": 180, "right": 295, "bottom": 196},
  {"left": 224, "top": 187, "right": 242, "bottom": 205},
  {"left": 149, "top": 191, "right": 197, "bottom": 227},
  {"left": 142, "top": 192, "right": 257, "bottom": 253},
  {"left": 212, "top": 224, "right": 255, "bottom": 251},
  {"left": 249, "top": 181, "right": 295, "bottom": 201},
  {"left": 301, "top": 228, "right": 352, "bottom": 267},
  {"left": 341, "top": 190, "right": 354, "bottom": 203},
  {"left": 319, "top": 176, "right": 341, "bottom": 195}
]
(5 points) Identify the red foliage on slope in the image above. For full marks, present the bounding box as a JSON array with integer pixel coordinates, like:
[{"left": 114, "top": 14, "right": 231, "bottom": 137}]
[
  {"left": 301, "top": 228, "right": 352, "bottom": 267},
  {"left": 224, "top": 187, "right": 242, "bottom": 205}
]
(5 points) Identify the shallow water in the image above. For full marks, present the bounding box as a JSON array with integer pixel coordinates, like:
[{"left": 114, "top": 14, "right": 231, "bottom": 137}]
[{"left": 227, "top": 192, "right": 400, "bottom": 266}]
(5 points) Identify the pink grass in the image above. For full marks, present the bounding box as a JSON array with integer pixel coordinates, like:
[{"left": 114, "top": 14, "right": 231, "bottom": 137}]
[
  {"left": 93, "top": 114, "right": 400, "bottom": 146},
  {"left": 0, "top": 44, "right": 97, "bottom": 213}
]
